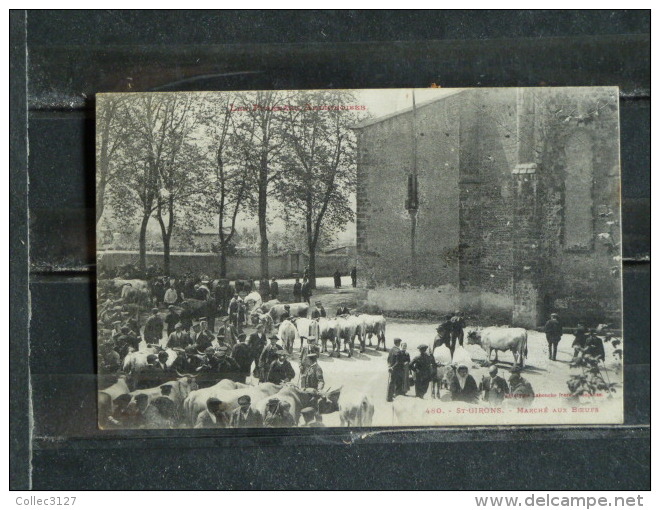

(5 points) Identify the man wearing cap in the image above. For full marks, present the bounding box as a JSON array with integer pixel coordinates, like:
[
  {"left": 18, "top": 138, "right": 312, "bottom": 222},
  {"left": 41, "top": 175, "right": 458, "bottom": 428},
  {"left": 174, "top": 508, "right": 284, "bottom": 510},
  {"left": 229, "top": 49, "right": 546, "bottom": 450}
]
[
  {"left": 164, "top": 285, "right": 178, "bottom": 307},
  {"left": 508, "top": 367, "right": 534, "bottom": 407},
  {"left": 267, "top": 351, "right": 296, "bottom": 385},
  {"left": 480, "top": 365, "right": 509, "bottom": 405},
  {"left": 300, "top": 406, "right": 325, "bottom": 427},
  {"left": 584, "top": 329, "right": 606, "bottom": 362},
  {"left": 143, "top": 308, "right": 164, "bottom": 345},
  {"left": 293, "top": 278, "right": 302, "bottom": 303},
  {"left": 258, "top": 336, "right": 283, "bottom": 381},
  {"left": 164, "top": 305, "right": 180, "bottom": 336},
  {"left": 195, "top": 397, "right": 230, "bottom": 428},
  {"left": 230, "top": 395, "right": 263, "bottom": 428},
  {"left": 449, "top": 364, "right": 479, "bottom": 403},
  {"left": 263, "top": 397, "right": 296, "bottom": 427},
  {"left": 231, "top": 333, "right": 252, "bottom": 383},
  {"left": 409, "top": 344, "right": 436, "bottom": 398},
  {"left": 136, "top": 354, "right": 164, "bottom": 390},
  {"left": 311, "top": 301, "right": 327, "bottom": 319},
  {"left": 167, "top": 322, "right": 191, "bottom": 350},
  {"left": 214, "top": 347, "right": 241, "bottom": 382},
  {"left": 116, "top": 325, "right": 140, "bottom": 359},
  {"left": 544, "top": 313, "right": 563, "bottom": 361},
  {"left": 248, "top": 324, "right": 268, "bottom": 373},
  {"left": 301, "top": 352, "right": 324, "bottom": 391},
  {"left": 270, "top": 277, "right": 279, "bottom": 300},
  {"left": 300, "top": 337, "right": 321, "bottom": 371},
  {"left": 195, "top": 320, "right": 215, "bottom": 352}
]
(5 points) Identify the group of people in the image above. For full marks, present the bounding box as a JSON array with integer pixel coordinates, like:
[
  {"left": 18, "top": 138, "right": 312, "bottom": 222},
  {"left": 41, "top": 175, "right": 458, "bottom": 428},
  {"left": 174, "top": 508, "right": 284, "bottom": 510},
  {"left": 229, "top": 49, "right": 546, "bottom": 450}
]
[
  {"left": 544, "top": 313, "right": 607, "bottom": 362},
  {"left": 386, "top": 337, "right": 535, "bottom": 406},
  {"left": 432, "top": 311, "right": 466, "bottom": 355}
]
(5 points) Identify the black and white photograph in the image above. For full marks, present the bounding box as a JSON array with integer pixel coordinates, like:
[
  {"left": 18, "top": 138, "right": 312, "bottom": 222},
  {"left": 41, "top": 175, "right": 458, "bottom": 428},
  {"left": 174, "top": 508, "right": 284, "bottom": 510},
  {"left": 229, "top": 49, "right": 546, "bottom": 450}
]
[{"left": 96, "top": 87, "right": 624, "bottom": 429}]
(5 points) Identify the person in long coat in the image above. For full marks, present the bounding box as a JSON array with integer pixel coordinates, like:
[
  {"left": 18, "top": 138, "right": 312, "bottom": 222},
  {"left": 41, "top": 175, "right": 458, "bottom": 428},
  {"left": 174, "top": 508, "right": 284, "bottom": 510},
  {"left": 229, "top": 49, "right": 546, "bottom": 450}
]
[
  {"left": 270, "top": 278, "right": 279, "bottom": 300},
  {"left": 387, "top": 339, "right": 410, "bottom": 402},
  {"left": 267, "top": 352, "right": 296, "bottom": 384},
  {"left": 409, "top": 344, "right": 436, "bottom": 398},
  {"left": 231, "top": 334, "right": 253, "bottom": 384},
  {"left": 293, "top": 278, "right": 302, "bottom": 303},
  {"left": 143, "top": 308, "right": 164, "bottom": 345},
  {"left": 479, "top": 365, "right": 509, "bottom": 405},
  {"left": 248, "top": 324, "right": 268, "bottom": 372},
  {"left": 259, "top": 336, "right": 283, "bottom": 381},
  {"left": 544, "top": 313, "right": 563, "bottom": 361},
  {"left": 572, "top": 323, "right": 587, "bottom": 358},
  {"left": 164, "top": 305, "right": 180, "bottom": 336}
]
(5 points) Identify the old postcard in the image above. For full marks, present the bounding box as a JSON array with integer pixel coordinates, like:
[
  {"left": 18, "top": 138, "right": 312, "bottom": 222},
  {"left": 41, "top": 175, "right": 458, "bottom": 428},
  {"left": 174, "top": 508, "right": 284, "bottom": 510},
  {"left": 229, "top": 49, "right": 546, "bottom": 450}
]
[{"left": 96, "top": 87, "right": 623, "bottom": 429}]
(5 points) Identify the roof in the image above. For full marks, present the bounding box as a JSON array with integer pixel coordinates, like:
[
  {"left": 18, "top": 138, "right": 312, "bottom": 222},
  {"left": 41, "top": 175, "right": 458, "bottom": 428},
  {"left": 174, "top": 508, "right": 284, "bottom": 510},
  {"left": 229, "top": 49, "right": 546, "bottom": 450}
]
[{"left": 351, "top": 89, "right": 466, "bottom": 129}]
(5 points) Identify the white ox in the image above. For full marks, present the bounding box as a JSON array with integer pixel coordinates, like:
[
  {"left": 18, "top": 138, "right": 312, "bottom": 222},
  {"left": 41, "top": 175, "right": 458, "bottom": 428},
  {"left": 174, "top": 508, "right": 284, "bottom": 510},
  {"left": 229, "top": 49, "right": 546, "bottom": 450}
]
[
  {"left": 122, "top": 348, "right": 178, "bottom": 374},
  {"left": 183, "top": 382, "right": 281, "bottom": 427},
  {"left": 311, "top": 317, "right": 338, "bottom": 353},
  {"left": 269, "top": 303, "right": 309, "bottom": 323},
  {"left": 359, "top": 314, "right": 387, "bottom": 350},
  {"left": 244, "top": 291, "right": 263, "bottom": 316},
  {"left": 128, "top": 376, "right": 199, "bottom": 424},
  {"left": 338, "top": 389, "right": 374, "bottom": 427},
  {"left": 278, "top": 319, "right": 300, "bottom": 354},
  {"left": 113, "top": 278, "right": 149, "bottom": 291},
  {"left": 466, "top": 327, "right": 528, "bottom": 367}
]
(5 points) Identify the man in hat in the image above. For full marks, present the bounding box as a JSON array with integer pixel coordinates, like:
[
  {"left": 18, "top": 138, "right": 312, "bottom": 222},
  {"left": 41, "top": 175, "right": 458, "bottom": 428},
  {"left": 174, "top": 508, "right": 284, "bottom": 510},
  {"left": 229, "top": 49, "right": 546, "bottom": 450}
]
[
  {"left": 231, "top": 333, "right": 252, "bottom": 383},
  {"left": 449, "top": 364, "right": 479, "bottom": 403},
  {"left": 230, "top": 395, "right": 263, "bottom": 428},
  {"left": 300, "top": 406, "right": 325, "bottom": 427},
  {"left": 135, "top": 354, "right": 163, "bottom": 389},
  {"left": 544, "top": 313, "right": 563, "bottom": 361},
  {"left": 301, "top": 278, "right": 312, "bottom": 304},
  {"left": 293, "top": 278, "right": 302, "bottom": 303},
  {"left": 480, "top": 365, "right": 509, "bottom": 405},
  {"left": 164, "top": 305, "right": 179, "bottom": 336},
  {"left": 270, "top": 277, "right": 279, "bottom": 300},
  {"left": 572, "top": 322, "right": 588, "bottom": 358},
  {"left": 268, "top": 351, "right": 296, "bottom": 384},
  {"left": 228, "top": 293, "right": 241, "bottom": 328},
  {"left": 214, "top": 347, "right": 241, "bottom": 382},
  {"left": 433, "top": 314, "right": 453, "bottom": 350},
  {"left": 197, "top": 319, "right": 215, "bottom": 350},
  {"left": 300, "top": 352, "right": 324, "bottom": 391},
  {"left": 584, "top": 329, "right": 606, "bottom": 362},
  {"left": 263, "top": 397, "right": 296, "bottom": 428},
  {"left": 300, "top": 336, "right": 321, "bottom": 372},
  {"left": 163, "top": 285, "right": 178, "bottom": 307},
  {"left": 333, "top": 269, "right": 342, "bottom": 289},
  {"left": 116, "top": 325, "right": 140, "bottom": 359},
  {"left": 195, "top": 347, "right": 220, "bottom": 388},
  {"left": 194, "top": 397, "right": 229, "bottom": 428},
  {"left": 167, "top": 322, "right": 191, "bottom": 350},
  {"left": 311, "top": 301, "right": 327, "bottom": 319},
  {"left": 409, "top": 344, "right": 436, "bottom": 399},
  {"left": 350, "top": 266, "right": 357, "bottom": 288},
  {"left": 508, "top": 366, "right": 534, "bottom": 407},
  {"left": 143, "top": 308, "right": 164, "bottom": 345},
  {"left": 248, "top": 324, "right": 268, "bottom": 373},
  {"left": 259, "top": 336, "right": 283, "bottom": 382},
  {"left": 387, "top": 338, "right": 410, "bottom": 401},
  {"left": 449, "top": 310, "right": 466, "bottom": 354}
]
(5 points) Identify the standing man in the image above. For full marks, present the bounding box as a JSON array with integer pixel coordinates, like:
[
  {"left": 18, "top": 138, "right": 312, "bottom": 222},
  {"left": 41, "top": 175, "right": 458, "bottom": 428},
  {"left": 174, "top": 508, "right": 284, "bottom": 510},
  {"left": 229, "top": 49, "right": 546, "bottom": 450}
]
[
  {"left": 270, "top": 277, "right": 279, "bottom": 300},
  {"left": 163, "top": 285, "right": 178, "bottom": 307},
  {"left": 143, "top": 308, "right": 164, "bottom": 345},
  {"left": 386, "top": 338, "right": 405, "bottom": 402},
  {"left": 248, "top": 324, "right": 268, "bottom": 374},
  {"left": 167, "top": 322, "right": 191, "bottom": 350},
  {"left": 293, "top": 278, "right": 302, "bottom": 303},
  {"left": 228, "top": 293, "right": 240, "bottom": 328},
  {"left": 449, "top": 310, "right": 466, "bottom": 354},
  {"left": 164, "top": 305, "right": 179, "bottom": 337},
  {"left": 214, "top": 347, "right": 241, "bottom": 382},
  {"left": 194, "top": 398, "right": 229, "bottom": 429},
  {"left": 231, "top": 334, "right": 253, "bottom": 384},
  {"left": 433, "top": 314, "right": 453, "bottom": 349},
  {"left": 572, "top": 322, "right": 588, "bottom": 358},
  {"left": 480, "top": 365, "right": 509, "bottom": 405},
  {"left": 333, "top": 269, "right": 342, "bottom": 289},
  {"left": 300, "top": 336, "right": 321, "bottom": 372},
  {"left": 301, "top": 278, "right": 312, "bottom": 304},
  {"left": 300, "top": 352, "right": 324, "bottom": 391},
  {"left": 350, "top": 266, "right": 357, "bottom": 288},
  {"left": 584, "top": 329, "right": 606, "bottom": 362},
  {"left": 267, "top": 351, "right": 296, "bottom": 384},
  {"left": 230, "top": 395, "right": 263, "bottom": 428},
  {"left": 311, "top": 301, "right": 326, "bottom": 319},
  {"left": 259, "top": 336, "right": 283, "bottom": 382},
  {"left": 544, "top": 313, "right": 563, "bottom": 361},
  {"left": 409, "top": 344, "right": 436, "bottom": 399}
]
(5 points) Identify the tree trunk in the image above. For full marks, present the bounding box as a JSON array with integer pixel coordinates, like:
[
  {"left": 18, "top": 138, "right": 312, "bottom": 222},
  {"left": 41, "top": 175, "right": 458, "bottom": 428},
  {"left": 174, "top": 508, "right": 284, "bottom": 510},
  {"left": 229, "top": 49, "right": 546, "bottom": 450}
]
[
  {"left": 219, "top": 245, "right": 228, "bottom": 278},
  {"left": 308, "top": 244, "right": 317, "bottom": 291},
  {"left": 162, "top": 233, "right": 171, "bottom": 276},
  {"left": 96, "top": 177, "right": 106, "bottom": 225},
  {"left": 138, "top": 213, "right": 150, "bottom": 273},
  {"left": 258, "top": 160, "right": 269, "bottom": 280}
]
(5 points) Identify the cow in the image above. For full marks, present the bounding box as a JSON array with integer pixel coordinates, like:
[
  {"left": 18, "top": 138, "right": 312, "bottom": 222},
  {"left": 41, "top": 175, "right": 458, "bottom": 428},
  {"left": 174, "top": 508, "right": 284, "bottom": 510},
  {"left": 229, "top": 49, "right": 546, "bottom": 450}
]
[
  {"left": 269, "top": 303, "right": 310, "bottom": 323},
  {"left": 244, "top": 291, "right": 263, "bottom": 316},
  {"left": 251, "top": 312, "right": 275, "bottom": 335},
  {"left": 122, "top": 348, "right": 178, "bottom": 375},
  {"left": 176, "top": 299, "right": 209, "bottom": 321},
  {"left": 261, "top": 299, "right": 281, "bottom": 312},
  {"left": 98, "top": 375, "right": 131, "bottom": 428},
  {"left": 121, "top": 286, "right": 151, "bottom": 308},
  {"left": 313, "top": 317, "right": 338, "bottom": 353},
  {"left": 293, "top": 317, "right": 315, "bottom": 350},
  {"left": 361, "top": 315, "right": 387, "bottom": 351},
  {"left": 334, "top": 316, "right": 360, "bottom": 357},
  {"left": 113, "top": 278, "right": 149, "bottom": 291},
  {"left": 183, "top": 382, "right": 281, "bottom": 427},
  {"left": 278, "top": 319, "right": 300, "bottom": 354},
  {"left": 338, "top": 389, "right": 374, "bottom": 427},
  {"left": 128, "top": 375, "right": 199, "bottom": 425},
  {"left": 253, "top": 385, "right": 342, "bottom": 425},
  {"left": 466, "top": 327, "right": 528, "bottom": 367}
]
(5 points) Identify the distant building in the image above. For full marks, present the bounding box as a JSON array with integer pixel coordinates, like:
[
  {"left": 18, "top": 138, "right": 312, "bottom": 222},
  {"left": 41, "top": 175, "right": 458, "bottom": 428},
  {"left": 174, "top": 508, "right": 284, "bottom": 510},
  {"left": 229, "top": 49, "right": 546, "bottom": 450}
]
[{"left": 353, "top": 88, "right": 621, "bottom": 327}]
